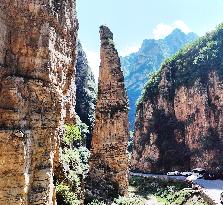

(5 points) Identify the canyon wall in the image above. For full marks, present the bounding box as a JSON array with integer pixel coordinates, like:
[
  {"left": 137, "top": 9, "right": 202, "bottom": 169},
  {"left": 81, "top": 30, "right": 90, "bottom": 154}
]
[
  {"left": 0, "top": 1, "right": 77, "bottom": 204},
  {"left": 86, "top": 26, "right": 129, "bottom": 202},
  {"left": 132, "top": 25, "right": 223, "bottom": 173},
  {"left": 75, "top": 41, "right": 97, "bottom": 148}
]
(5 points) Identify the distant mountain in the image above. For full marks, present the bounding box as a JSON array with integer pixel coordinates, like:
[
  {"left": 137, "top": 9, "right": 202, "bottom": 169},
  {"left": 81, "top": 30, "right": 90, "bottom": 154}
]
[{"left": 121, "top": 29, "right": 198, "bottom": 130}]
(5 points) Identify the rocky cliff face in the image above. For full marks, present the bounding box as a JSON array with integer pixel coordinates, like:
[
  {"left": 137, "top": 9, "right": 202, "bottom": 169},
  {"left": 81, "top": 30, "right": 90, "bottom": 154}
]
[
  {"left": 75, "top": 41, "right": 97, "bottom": 148},
  {"left": 86, "top": 26, "right": 129, "bottom": 203},
  {"left": 121, "top": 29, "right": 198, "bottom": 130},
  {"left": 132, "top": 25, "right": 223, "bottom": 173},
  {"left": 0, "top": 1, "right": 77, "bottom": 204}
]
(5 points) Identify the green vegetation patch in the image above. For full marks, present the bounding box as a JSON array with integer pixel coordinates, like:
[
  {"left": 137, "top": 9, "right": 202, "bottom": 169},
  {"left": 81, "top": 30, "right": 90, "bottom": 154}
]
[
  {"left": 56, "top": 121, "right": 90, "bottom": 205},
  {"left": 128, "top": 176, "right": 208, "bottom": 205},
  {"left": 87, "top": 176, "right": 208, "bottom": 204}
]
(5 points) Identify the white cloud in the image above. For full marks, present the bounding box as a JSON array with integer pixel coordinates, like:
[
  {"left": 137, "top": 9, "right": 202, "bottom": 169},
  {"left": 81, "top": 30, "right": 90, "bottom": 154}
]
[
  {"left": 153, "top": 24, "right": 173, "bottom": 40},
  {"left": 153, "top": 20, "right": 192, "bottom": 40},
  {"left": 174, "top": 20, "right": 192, "bottom": 33},
  {"left": 119, "top": 45, "right": 140, "bottom": 57},
  {"left": 85, "top": 50, "right": 100, "bottom": 83}
]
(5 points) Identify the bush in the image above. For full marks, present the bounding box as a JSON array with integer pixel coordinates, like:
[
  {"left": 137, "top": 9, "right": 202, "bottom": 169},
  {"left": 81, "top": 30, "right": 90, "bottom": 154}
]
[
  {"left": 128, "top": 176, "right": 208, "bottom": 205},
  {"left": 56, "top": 122, "right": 90, "bottom": 204},
  {"left": 56, "top": 183, "right": 80, "bottom": 205},
  {"left": 64, "top": 124, "right": 82, "bottom": 144}
]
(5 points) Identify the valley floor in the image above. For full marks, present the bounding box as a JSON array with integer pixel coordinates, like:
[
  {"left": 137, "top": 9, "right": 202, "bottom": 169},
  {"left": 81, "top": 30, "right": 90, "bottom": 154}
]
[
  {"left": 127, "top": 175, "right": 208, "bottom": 205},
  {"left": 88, "top": 175, "right": 210, "bottom": 205},
  {"left": 131, "top": 172, "right": 223, "bottom": 205}
]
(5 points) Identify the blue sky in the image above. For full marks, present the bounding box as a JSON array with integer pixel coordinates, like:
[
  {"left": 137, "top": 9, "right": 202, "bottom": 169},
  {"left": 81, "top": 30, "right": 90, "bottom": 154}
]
[{"left": 77, "top": 0, "right": 223, "bottom": 80}]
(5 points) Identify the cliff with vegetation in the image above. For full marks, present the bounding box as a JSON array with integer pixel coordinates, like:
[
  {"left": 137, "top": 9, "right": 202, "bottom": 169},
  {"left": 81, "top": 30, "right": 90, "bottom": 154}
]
[
  {"left": 132, "top": 24, "right": 223, "bottom": 173},
  {"left": 0, "top": 0, "right": 77, "bottom": 204},
  {"left": 76, "top": 41, "right": 97, "bottom": 148},
  {"left": 121, "top": 29, "right": 198, "bottom": 130}
]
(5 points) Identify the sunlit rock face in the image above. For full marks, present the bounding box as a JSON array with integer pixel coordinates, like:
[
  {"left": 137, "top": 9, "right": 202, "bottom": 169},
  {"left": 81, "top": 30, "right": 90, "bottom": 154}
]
[
  {"left": 86, "top": 25, "right": 129, "bottom": 203},
  {"left": 132, "top": 26, "right": 223, "bottom": 174},
  {"left": 0, "top": 1, "right": 78, "bottom": 204}
]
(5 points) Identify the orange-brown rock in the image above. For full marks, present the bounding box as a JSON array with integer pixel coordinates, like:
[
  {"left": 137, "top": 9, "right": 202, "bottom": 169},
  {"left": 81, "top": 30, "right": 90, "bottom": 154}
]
[
  {"left": 86, "top": 26, "right": 129, "bottom": 203},
  {"left": 0, "top": 1, "right": 77, "bottom": 204},
  {"left": 132, "top": 26, "right": 223, "bottom": 174}
]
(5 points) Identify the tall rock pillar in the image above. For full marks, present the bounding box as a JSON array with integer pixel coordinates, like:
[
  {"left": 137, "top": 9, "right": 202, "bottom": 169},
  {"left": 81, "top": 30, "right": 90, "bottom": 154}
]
[
  {"left": 0, "top": 1, "right": 77, "bottom": 204},
  {"left": 87, "top": 26, "right": 129, "bottom": 202}
]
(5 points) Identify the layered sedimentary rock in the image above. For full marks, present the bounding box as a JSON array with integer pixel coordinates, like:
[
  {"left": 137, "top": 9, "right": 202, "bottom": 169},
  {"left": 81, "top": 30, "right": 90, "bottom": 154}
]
[
  {"left": 87, "top": 26, "right": 129, "bottom": 202},
  {"left": 0, "top": 1, "right": 77, "bottom": 204},
  {"left": 132, "top": 25, "right": 223, "bottom": 173},
  {"left": 75, "top": 41, "right": 97, "bottom": 148}
]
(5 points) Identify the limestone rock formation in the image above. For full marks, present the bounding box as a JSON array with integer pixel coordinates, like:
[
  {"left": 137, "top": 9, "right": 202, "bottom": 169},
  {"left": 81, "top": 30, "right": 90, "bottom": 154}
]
[
  {"left": 86, "top": 26, "right": 129, "bottom": 202},
  {"left": 0, "top": 1, "right": 77, "bottom": 204},
  {"left": 132, "top": 24, "right": 223, "bottom": 174},
  {"left": 75, "top": 41, "right": 97, "bottom": 148}
]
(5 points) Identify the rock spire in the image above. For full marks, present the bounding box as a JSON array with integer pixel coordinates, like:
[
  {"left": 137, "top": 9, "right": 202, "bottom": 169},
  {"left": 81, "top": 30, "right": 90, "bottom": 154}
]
[{"left": 86, "top": 25, "right": 129, "bottom": 202}]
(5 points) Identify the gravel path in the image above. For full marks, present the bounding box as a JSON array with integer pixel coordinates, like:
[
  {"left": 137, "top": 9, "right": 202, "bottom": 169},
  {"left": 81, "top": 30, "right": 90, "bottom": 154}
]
[{"left": 194, "top": 179, "right": 223, "bottom": 205}]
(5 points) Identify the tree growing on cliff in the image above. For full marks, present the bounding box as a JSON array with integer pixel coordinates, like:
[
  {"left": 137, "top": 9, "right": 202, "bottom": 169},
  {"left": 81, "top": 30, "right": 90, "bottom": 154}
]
[{"left": 56, "top": 120, "right": 90, "bottom": 205}]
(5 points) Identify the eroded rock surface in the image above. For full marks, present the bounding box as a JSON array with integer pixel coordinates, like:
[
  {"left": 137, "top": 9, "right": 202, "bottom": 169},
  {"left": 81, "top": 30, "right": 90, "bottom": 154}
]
[
  {"left": 132, "top": 25, "right": 223, "bottom": 174},
  {"left": 86, "top": 26, "right": 129, "bottom": 202},
  {"left": 0, "top": 1, "right": 77, "bottom": 204},
  {"left": 75, "top": 41, "right": 97, "bottom": 148}
]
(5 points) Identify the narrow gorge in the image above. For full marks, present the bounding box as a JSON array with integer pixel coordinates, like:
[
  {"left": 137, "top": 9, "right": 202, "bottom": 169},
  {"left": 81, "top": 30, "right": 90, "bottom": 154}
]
[
  {"left": 0, "top": 0, "right": 222, "bottom": 205},
  {"left": 0, "top": 1, "right": 130, "bottom": 204}
]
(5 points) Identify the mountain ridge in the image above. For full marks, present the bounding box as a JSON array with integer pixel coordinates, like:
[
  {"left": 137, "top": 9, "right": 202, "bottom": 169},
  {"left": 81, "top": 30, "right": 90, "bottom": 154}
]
[{"left": 121, "top": 29, "right": 198, "bottom": 129}]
